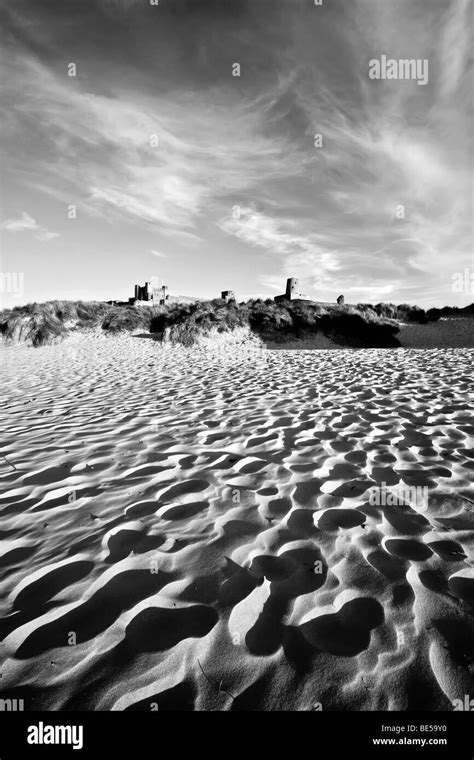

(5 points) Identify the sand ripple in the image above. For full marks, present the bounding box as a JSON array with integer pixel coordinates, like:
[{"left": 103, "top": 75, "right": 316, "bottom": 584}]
[{"left": 0, "top": 335, "right": 473, "bottom": 710}]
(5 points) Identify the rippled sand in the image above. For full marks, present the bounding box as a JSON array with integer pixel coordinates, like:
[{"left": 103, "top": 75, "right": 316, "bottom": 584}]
[{"left": 1, "top": 335, "right": 473, "bottom": 711}]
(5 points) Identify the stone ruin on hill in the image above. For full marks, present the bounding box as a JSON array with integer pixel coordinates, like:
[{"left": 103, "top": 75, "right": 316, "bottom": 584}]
[{"left": 274, "top": 277, "right": 305, "bottom": 302}]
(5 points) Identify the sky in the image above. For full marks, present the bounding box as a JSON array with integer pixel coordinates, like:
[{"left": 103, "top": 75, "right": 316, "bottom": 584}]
[{"left": 0, "top": 0, "right": 472, "bottom": 308}]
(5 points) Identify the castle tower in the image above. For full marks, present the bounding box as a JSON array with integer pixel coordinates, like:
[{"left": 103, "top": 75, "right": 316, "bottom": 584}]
[{"left": 285, "top": 277, "right": 299, "bottom": 300}]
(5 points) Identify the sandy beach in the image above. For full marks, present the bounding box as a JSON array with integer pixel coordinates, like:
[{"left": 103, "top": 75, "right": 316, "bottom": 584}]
[{"left": 0, "top": 334, "right": 473, "bottom": 711}]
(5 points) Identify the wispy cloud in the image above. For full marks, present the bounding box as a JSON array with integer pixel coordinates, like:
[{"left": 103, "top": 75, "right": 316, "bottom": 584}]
[
  {"left": 160, "top": 228, "right": 203, "bottom": 246},
  {"left": 150, "top": 249, "right": 167, "bottom": 259},
  {"left": 438, "top": 0, "right": 471, "bottom": 99},
  {"left": 219, "top": 207, "right": 340, "bottom": 292},
  {"left": 1, "top": 212, "right": 38, "bottom": 233},
  {"left": 0, "top": 212, "right": 59, "bottom": 241},
  {"left": 2, "top": 54, "right": 307, "bottom": 237},
  {"left": 1, "top": 0, "right": 471, "bottom": 305}
]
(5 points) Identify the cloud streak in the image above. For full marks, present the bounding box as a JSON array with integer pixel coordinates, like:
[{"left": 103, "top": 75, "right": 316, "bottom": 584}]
[
  {"left": 0, "top": 212, "right": 59, "bottom": 242},
  {"left": 1, "top": 0, "right": 471, "bottom": 305}
]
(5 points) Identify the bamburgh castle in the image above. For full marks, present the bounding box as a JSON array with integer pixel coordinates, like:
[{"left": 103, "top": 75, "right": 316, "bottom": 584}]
[
  {"left": 131, "top": 280, "right": 197, "bottom": 305},
  {"left": 123, "top": 277, "right": 343, "bottom": 306},
  {"left": 130, "top": 278, "right": 236, "bottom": 305}
]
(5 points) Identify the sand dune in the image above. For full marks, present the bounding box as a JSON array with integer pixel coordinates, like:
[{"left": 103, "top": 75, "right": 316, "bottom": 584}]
[
  {"left": 399, "top": 317, "right": 474, "bottom": 349},
  {"left": 0, "top": 334, "right": 473, "bottom": 711}
]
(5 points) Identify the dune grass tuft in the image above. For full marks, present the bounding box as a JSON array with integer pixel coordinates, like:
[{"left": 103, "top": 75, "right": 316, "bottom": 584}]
[{"left": 3, "top": 298, "right": 471, "bottom": 348}]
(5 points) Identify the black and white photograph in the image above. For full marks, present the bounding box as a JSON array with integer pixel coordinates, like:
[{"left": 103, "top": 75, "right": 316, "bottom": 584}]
[{"left": 0, "top": 0, "right": 473, "bottom": 751}]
